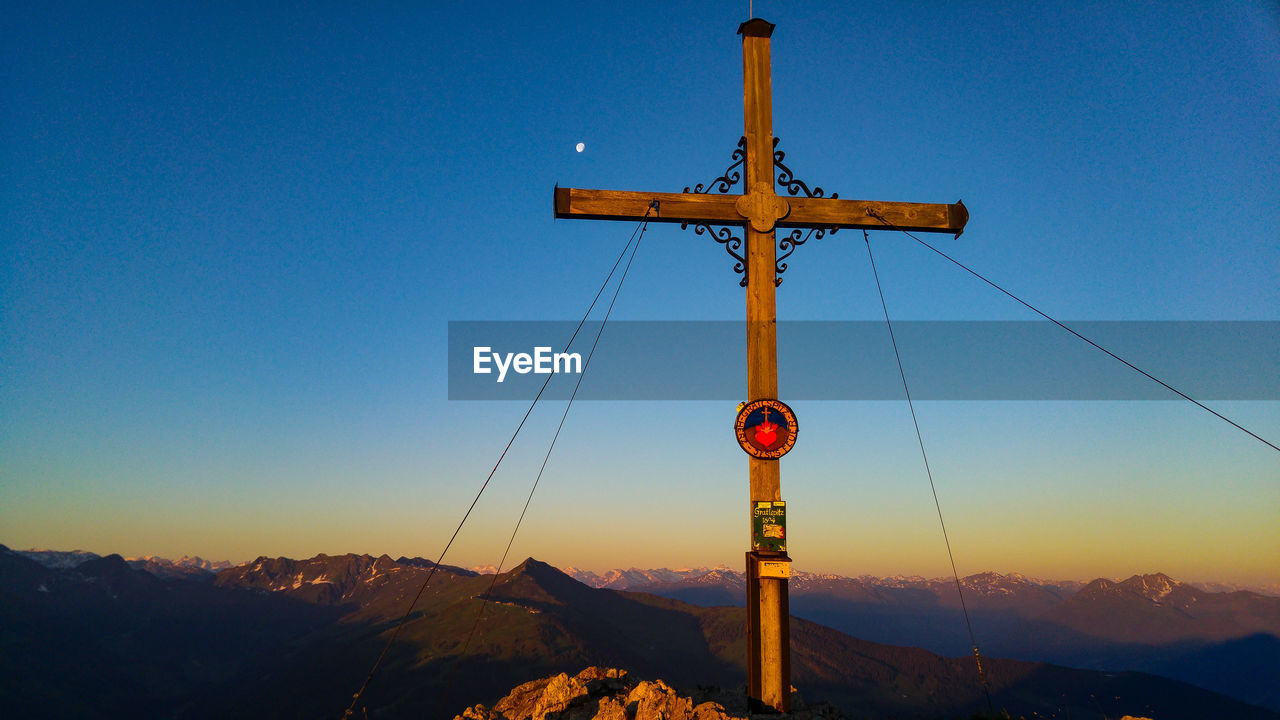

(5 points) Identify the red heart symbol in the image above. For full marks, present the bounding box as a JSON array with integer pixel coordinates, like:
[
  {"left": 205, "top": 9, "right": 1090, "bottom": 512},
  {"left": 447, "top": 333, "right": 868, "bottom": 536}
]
[{"left": 754, "top": 426, "right": 777, "bottom": 447}]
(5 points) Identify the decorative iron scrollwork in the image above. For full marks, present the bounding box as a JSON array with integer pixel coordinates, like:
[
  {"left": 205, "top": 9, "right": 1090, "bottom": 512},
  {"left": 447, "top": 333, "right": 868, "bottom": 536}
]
[
  {"left": 773, "top": 137, "right": 837, "bottom": 199},
  {"left": 684, "top": 137, "right": 747, "bottom": 194},
  {"left": 681, "top": 138, "right": 843, "bottom": 286},
  {"left": 683, "top": 222, "right": 747, "bottom": 287},
  {"left": 769, "top": 138, "right": 841, "bottom": 285},
  {"left": 682, "top": 138, "right": 748, "bottom": 284},
  {"left": 775, "top": 227, "right": 838, "bottom": 286}
]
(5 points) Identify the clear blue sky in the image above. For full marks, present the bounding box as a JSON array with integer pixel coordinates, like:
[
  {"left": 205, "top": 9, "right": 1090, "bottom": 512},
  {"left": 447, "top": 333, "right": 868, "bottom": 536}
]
[{"left": 3, "top": 1, "right": 1278, "bottom": 586}]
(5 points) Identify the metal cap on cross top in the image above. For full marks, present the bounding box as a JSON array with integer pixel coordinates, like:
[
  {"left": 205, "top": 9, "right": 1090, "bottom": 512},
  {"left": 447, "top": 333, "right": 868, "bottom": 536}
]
[
  {"left": 552, "top": 18, "right": 969, "bottom": 714},
  {"left": 738, "top": 18, "right": 775, "bottom": 38}
]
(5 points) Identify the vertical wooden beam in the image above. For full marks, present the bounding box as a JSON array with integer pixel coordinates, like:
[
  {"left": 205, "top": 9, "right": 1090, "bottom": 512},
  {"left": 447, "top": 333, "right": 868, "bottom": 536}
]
[
  {"left": 739, "top": 17, "right": 790, "bottom": 714},
  {"left": 741, "top": 18, "right": 778, "bottom": 408}
]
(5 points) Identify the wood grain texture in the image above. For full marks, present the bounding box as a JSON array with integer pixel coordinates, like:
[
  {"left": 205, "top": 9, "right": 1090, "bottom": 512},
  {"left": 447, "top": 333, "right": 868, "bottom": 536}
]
[
  {"left": 741, "top": 24, "right": 790, "bottom": 714},
  {"left": 554, "top": 187, "right": 741, "bottom": 224},
  {"left": 554, "top": 188, "right": 968, "bottom": 236},
  {"left": 784, "top": 197, "right": 968, "bottom": 234}
]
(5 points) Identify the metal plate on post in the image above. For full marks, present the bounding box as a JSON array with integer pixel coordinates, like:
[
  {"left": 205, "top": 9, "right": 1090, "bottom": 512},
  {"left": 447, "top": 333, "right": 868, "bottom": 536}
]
[
  {"left": 751, "top": 500, "right": 786, "bottom": 552},
  {"left": 757, "top": 558, "right": 791, "bottom": 579}
]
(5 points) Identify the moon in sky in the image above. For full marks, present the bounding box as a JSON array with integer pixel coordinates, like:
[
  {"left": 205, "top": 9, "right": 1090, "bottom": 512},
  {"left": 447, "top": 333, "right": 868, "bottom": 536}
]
[{"left": 575, "top": 142, "right": 585, "bottom": 153}]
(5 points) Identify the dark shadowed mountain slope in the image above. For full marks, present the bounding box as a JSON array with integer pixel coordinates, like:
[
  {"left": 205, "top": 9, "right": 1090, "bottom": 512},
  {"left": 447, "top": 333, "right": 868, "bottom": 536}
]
[
  {"left": 0, "top": 545, "right": 342, "bottom": 719},
  {"left": 194, "top": 558, "right": 746, "bottom": 720},
  {"left": 5, "top": 548, "right": 1275, "bottom": 720},
  {"left": 204, "top": 557, "right": 1277, "bottom": 720}
]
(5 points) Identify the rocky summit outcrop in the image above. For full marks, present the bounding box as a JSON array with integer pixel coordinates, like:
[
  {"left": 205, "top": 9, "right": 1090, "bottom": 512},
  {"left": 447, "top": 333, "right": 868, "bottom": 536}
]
[{"left": 452, "top": 667, "right": 844, "bottom": 720}]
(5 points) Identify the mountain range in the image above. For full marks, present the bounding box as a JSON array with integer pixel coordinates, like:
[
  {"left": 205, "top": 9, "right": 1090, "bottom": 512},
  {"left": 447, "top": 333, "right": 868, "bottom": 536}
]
[
  {"left": 4, "top": 544, "right": 1278, "bottom": 719},
  {"left": 562, "top": 565, "right": 1280, "bottom": 711},
  {"left": 561, "top": 564, "right": 1280, "bottom": 598}
]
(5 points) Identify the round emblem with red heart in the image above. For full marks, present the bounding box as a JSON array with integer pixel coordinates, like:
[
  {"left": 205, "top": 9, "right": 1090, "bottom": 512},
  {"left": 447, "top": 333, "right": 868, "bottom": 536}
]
[{"left": 735, "top": 399, "right": 798, "bottom": 459}]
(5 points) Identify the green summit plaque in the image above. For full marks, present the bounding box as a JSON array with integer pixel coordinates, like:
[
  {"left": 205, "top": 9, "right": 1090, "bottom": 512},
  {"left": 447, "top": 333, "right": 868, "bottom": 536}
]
[{"left": 751, "top": 500, "right": 786, "bottom": 553}]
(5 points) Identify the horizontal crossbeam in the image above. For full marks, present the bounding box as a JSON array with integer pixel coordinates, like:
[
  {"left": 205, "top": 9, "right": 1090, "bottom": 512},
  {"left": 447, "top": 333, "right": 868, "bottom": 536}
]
[
  {"left": 554, "top": 187, "right": 968, "bottom": 235},
  {"left": 555, "top": 187, "right": 740, "bottom": 225},
  {"left": 783, "top": 196, "right": 968, "bottom": 235}
]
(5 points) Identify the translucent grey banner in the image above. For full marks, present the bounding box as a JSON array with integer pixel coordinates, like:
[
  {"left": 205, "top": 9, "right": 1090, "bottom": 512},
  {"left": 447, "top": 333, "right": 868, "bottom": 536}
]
[{"left": 448, "top": 321, "right": 1278, "bottom": 401}]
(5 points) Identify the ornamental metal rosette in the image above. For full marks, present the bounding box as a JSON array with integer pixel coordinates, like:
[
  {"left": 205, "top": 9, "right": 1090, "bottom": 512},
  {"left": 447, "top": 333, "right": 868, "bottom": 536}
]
[
  {"left": 681, "top": 137, "right": 841, "bottom": 287},
  {"left": 682, "top": 137, "right": 749, "bottom": 286}
]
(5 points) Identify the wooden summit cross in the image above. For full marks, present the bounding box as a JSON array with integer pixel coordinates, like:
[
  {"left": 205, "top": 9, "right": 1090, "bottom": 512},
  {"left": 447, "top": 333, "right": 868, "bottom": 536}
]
[{"left": 554, "top": 19, "right": 967, "bottom": 713}]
